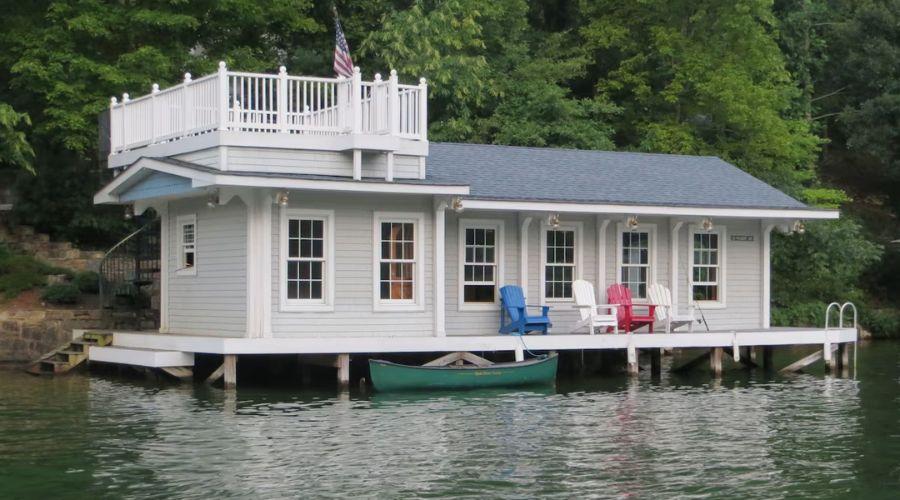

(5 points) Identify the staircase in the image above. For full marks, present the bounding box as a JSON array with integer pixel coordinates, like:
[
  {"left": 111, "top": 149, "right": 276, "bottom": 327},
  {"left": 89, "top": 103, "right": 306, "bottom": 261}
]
[
  {"left": 99, "top": 217, "right": 161, "bottom": 316},
  {"left": 26, "top": 331, "right": 113, "bottom": 375}
]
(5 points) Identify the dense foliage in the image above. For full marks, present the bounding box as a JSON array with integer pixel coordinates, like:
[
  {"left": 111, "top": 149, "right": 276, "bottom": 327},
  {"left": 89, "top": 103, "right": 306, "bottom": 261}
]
[{"left": 0, "top": 0, "right": 896, "bottom": 334}]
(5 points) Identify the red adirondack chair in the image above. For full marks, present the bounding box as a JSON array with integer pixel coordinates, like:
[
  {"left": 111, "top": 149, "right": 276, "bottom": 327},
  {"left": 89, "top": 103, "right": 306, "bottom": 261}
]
[{"left": 606, "top": 284, "right": 656, "bottom": 333}]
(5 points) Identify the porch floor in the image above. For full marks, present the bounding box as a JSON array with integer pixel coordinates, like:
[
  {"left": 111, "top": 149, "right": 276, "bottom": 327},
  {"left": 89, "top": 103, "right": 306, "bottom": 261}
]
[{"left": 97, "top": 327, "right": 857, "bottom": 356}]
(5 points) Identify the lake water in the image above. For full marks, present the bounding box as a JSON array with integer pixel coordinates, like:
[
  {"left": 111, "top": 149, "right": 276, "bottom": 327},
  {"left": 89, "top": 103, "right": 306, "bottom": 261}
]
[{"left": 1, "top": 342, "right": 897, "bottom": 499}]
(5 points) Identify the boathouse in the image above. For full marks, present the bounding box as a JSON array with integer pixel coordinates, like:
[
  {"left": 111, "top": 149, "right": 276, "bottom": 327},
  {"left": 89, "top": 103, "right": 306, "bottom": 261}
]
[{"left": 89, "top": 64, "right": 857, "bottom": 385}]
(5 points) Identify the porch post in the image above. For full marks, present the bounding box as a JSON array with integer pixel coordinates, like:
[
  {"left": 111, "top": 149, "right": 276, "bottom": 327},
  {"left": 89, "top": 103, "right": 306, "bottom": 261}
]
[
  {"left": 158, "top": 203, "right": 169, "bottom": 333},
  {"left": 434, "top": 201, "right": 447, "bottom": 337},
  {"left": 519, "top": 216, "right": 532, "bottom": 298},
  {"left": 246, "top": 190, "right": 273, "bottom": 338},
  {"left": 670, "top": 220, "right": 684, "bottom": 310},
  {"left": 596, "top": 218, "right": 610, "bottom": 302},
  {"left": 761, "top": 223, "right": 776, "bottom": 328}
]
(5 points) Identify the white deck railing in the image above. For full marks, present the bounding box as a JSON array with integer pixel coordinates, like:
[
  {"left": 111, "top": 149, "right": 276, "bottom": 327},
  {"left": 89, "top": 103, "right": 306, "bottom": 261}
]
[{"left": 109, "top": 62, "right": 427, "bottom": 154}]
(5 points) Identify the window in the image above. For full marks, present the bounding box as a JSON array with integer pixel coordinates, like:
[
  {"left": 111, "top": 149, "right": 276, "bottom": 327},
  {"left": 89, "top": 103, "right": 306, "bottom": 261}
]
[
  {"left": 281, "top": 209, "right": 334, "bottom": 312},
  {"left": 540, "top": 222, "right": 582, "bottom": 302},
  {"left": 374, "top": 212, "right": 425, "bottom": 311},
  {"left": 176, "top": 214, "right": 197, "bottom": 276},
  {"left": 617, "top": 224, "right": 656, "bottom": 299},
  {"left": 459, "top": 220, "right": 504, "bottom": 310},
  {"left": 690, "top": 227, "right": 726, "bottom": 307}
]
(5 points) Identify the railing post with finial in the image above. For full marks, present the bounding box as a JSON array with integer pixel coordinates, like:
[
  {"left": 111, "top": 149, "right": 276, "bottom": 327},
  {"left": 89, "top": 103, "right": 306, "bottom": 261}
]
[
  {"left": 418, "top": 77, "right": 428, "bottom": 140},
  {"left": 150, "top": 83, "right": 159, "bottom": 144},
  {"left": 121, "top": 93, "right": 130, "bottom": 150},
  {"left": 110, "top": 97, "right": 119, "bottom": 153},
  {"left": 374, "top": 73, "right": 383, "bottom": 132},
  {"left": 351, "top": 66, "right": 362, "bottom": 134},
  {"left": 182, "top": 72, "right": 193, "bottom": 135},
  {"left": 389, "top": 70, "right": 400, "bottom": 136},
  {"left": 218, "top": 61, "right": 229, "bottom": 131},
  {"left": 336, "top": 75, "right": 347, "bottom": 131},
  {"left": 278, "top": 66, "right": 288, "bottom": 133}
]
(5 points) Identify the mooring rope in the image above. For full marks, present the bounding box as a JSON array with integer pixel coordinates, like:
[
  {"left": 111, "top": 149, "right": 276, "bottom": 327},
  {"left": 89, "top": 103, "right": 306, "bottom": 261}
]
[{"left": 516, "top": 334, "right": 545, "bottom": 359}]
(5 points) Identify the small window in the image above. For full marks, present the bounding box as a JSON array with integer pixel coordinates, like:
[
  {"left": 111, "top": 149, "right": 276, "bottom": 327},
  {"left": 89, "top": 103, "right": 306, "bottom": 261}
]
[
  {"left": 176, "top": 214, "right": 197, "bottom": 276},
  {"left": 690, "top": 228, "right": 725, "bottom": 306},
  {"left": 459, "top": 220, "right": 504, "bottom": 310},
  {"left": 281, "top": 209, "right": 334, "bottom": 312},
  {"left": 541, "top": 222, "right": 581, "bottom": 302},
  {"left": 374, "top": 212, "right": 424, "bottom": 311}
]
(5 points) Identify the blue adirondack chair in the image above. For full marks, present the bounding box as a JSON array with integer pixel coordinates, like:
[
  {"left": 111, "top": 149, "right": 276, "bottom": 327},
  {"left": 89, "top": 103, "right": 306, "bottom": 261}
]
[{"left": 499, "top": 285, "right": 552, "bottom": 335}]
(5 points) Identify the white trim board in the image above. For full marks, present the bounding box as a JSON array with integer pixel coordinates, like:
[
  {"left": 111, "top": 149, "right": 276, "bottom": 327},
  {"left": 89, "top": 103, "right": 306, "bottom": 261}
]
[{"left": 463, "top": 199, "right": 838, "bottom": 220}]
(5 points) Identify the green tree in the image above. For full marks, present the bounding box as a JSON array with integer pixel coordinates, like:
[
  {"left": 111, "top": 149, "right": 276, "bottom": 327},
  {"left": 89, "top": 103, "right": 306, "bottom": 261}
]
[{"left": 0, "top": 103, "right": 34, "bottom": 173}]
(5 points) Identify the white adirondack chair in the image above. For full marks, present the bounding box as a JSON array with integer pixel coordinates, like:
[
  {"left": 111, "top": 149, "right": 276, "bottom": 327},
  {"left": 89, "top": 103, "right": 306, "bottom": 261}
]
[
  {"left": 572, "top": 280, "right": 619, "bottom": 334},
  {"left": 647, "top": 283, "right": 695, "bottom": 332}
]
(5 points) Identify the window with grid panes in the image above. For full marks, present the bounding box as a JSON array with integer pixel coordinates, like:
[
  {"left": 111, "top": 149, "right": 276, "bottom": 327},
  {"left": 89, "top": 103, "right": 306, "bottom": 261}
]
[
  {"left": 692, "top": 232, "right": 720, "bottom": 302},
  {"left": 286, "top": 218, "right": 326, "bottom": 301},
  {"left": 620, "top": 230, "right": 650, "bottom": 298},
  {"left": 463, "top": 226, "right": 498, "bottom": 303},
  {"left": 379, "top": 221, "right": 415, "bottom": 301},
  {"left": 544, "top": 229, "right": 576, "bottom": 299}
]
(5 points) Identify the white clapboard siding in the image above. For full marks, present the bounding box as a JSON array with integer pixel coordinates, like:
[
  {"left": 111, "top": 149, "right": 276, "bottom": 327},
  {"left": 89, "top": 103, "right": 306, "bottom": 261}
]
[
  {"left": 676, "top": 221, "right": 761, "bottom": 330},
  {"left": 270, "top": 192, "right": 434, "bottom": 338},
  {"left": 174, "top": 148, "right": 220, "bottom": 168},
  {"left": 224, "top": 147, "right": 422, "bottom": 179},
  {"left": 168, "top": 197, "right": 247, "bottom": 335},
  {"left": 444, "top": 212, "right": 519, "bottom": 336}
]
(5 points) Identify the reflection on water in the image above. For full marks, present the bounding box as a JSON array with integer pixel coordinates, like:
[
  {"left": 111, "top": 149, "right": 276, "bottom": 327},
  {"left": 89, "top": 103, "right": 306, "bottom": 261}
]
[{"left": 0, "top": 342, "right": 897, "bottom": 499}]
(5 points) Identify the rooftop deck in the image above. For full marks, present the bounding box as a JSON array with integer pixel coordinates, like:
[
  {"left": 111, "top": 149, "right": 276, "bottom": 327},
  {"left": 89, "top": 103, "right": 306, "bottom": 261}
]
[{"left": 108, "top": 63, "right": 427, "bottom": 163}]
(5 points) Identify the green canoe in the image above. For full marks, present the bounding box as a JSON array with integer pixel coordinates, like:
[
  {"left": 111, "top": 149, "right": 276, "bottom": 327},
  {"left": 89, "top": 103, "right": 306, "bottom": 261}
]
[{"left": 368, "top": 354, "right": 558, "bottom": 392}]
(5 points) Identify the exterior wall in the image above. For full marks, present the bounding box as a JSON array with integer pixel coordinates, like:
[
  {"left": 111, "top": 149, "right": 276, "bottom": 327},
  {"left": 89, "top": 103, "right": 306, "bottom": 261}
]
[
  {"left": 270, "top": 192, "right": 434, "bottom": 338},
  {"left": 179, "top": 146, "right": 424, "bottom": 180},
  {"left": 174, "top": 148, "right": 220, "bottom": 168},
  {"left": 445, "top": 215, "right": 759, "bottom": 336},
  {"left": 166, "top": 197, "right": 248, "bottom": 336},
  {"left": 675, "top": 220, "right": 762, "bottom": 330}
]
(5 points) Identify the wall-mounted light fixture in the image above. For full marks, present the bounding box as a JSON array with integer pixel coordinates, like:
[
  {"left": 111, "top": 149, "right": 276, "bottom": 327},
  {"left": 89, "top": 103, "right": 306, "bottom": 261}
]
[
  {"left": 548, "top": 213, "right": 561, "bottom": 229},
  {"left": 451, "top": 197, "right": 464, "bottom": 213},
  {"left": 701, "top": 217, "right": 714, "bottom": 232},
  {"left": 206, "top": 189, "right": 220, "bottom": 208},
  {"left": 124, "top": 205, "right": 134, "bottom": 220},
  {"left": 626, "top": 215, "right": 639, "bottom": 231},
  {"left": 792, "top": 220, "right": 805, "bottom": 235},
  {"left": 275, "top": 191, "right": 289, "bottom": 207}
]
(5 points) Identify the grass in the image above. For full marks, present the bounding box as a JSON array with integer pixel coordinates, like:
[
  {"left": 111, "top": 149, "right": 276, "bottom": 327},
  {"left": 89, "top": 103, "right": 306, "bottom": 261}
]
[{"left": 0, "top": 243, "right": 72, "bottom": 299}]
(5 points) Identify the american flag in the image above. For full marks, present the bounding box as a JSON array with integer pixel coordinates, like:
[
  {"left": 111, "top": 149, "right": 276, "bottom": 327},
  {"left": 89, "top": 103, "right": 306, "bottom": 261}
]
[{"left": 333, "top": 11, "right": 354, "bottom": 78}]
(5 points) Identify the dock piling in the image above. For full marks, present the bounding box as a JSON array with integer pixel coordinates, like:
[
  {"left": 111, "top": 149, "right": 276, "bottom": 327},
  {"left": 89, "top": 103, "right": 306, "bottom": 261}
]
[
  {"left": 223, "top": 354, "right": 237, "bottom": 390},
  {"left": 650, "top": 348, "right": 661, "bottom": 379},
  {"left": 337, "top": 353, "right": 350, "bottom": 389},
  {"left": 626, "top": 345, "right": 638, "bottom": 376},
  {"left": 710, "top": 347, "right": 723, "bottom": 377}
]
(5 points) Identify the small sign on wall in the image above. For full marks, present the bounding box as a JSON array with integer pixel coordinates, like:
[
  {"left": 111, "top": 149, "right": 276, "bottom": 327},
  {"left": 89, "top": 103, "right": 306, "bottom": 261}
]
[{"left": 731, "top": 234, "right": 754, "bottom": 242}]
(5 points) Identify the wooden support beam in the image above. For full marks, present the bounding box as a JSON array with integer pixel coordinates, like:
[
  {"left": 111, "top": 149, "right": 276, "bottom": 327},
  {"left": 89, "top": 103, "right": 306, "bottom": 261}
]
[
  {"left": 626, "top": 346, "right": 638, "bottom": 376},
  {"left": 223, "top": 354, "right": 237, "bottom": 390},
  {"left": 650, "top": 348, "right": 661, "bottom": 378},
  {"left": 672, "top": 350, "right": 710, "bottom": 373},
  {"left": 161, "top": 366, "right": 193, "bottom": 381},
  {"left": 710, "top": 347, "right": 723, "bottom": 377},
  {"left": 780, "top": 345, "right": 838, "bottom": 374},
  {"left": 205, "top": 362, "right": 226, "bottom": 384},
  {"left": 725, "top": 347, "right": 759, "bottom": 369},
  {"left": 337, "top": 353, "right": 350, "bottom": 389},
  {"left": 762, "top": 347, "right": 774, "bottom": 371}
]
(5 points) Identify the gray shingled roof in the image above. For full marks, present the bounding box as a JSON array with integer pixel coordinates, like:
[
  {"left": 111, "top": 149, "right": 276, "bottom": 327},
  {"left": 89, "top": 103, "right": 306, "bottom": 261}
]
[{"left": 427, "top": 142, "right": 809, "bottom": 210}]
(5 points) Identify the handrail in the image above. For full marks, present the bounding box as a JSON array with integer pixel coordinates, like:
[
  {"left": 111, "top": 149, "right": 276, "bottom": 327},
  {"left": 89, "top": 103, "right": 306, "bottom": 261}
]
[
  {"left": 108, "top": 63, "right": 427, "bottom": 154},
  {"left": 839, "top": 302, "right": 857, "bottom": 329},
  {"left": 824, "top": 302, "right": 841, "bottom": 330},
  {"left": 99, "top": 217, "right": 161, "bottom": 310}
]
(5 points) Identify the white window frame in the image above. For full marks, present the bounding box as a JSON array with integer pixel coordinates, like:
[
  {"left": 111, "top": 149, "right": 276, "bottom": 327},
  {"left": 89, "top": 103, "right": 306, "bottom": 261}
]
[
  {"left": 615, "top": 223, "right": 658, "bottom": 301},
  {"left": 689, "top": 225, "right": 727, "bottom": 309},
  {"left": 539, "top": 220, "right": 584, "bottom": 304},
  {"left": 175, "top": 214, "right": 197, "bottom": 277},
  {"left": 458, "top": 219, "right": 505, "bottom": 311},
  {"left": 373, "top": 211, "right": 426, "bottom": 312},
  {"left": 279, "top": 208, "right": 335, "bottom": 312}
]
